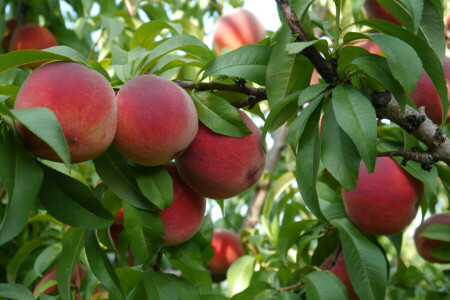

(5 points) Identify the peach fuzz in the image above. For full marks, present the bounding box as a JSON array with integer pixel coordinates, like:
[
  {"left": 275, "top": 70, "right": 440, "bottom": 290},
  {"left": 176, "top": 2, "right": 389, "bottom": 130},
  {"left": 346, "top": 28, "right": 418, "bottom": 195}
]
[
  {"left": 342, "top": 157, "right": 423, "bottom": 236},
  {"left": 213, "top": 8, "right": 266, "bottom": 55},
  {"left": 114, "top": 75, "right": 198, "bottom": 166},
  {"left": 14, "top": 62, "right": 117, "bottom": 163},
  {"left": 176, "top": 110, "right": 266, "bottom": 199}
]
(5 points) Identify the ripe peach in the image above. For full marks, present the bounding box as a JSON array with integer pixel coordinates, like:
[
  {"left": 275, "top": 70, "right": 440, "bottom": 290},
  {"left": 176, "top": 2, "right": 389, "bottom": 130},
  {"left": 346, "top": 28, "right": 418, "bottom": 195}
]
[
  {"left": 342, "top": 157, "right": 423, "bottom": 236},
  {"left": 410, "top": 56, "right": 450, "bottom": 124},
  {"left": 14, "top": 62, "right": 117, "bottom": 163},
  {"left": 207, "top": 229, "right": 244, "bottom": 275},
  {"left": 320, "top": 253, "right": 359, "bottom": 300},
  {"left": 362, "top": 0, "right": 401, "bottom": 26},
  {"left": 33, "top": 265, "right": 86, "bottom": 295},
  {"left": 9, "top": 24, "right": 58, "bottom": 68},
  {"left": 213, "top": 8, "right": 266, "bottom": 55},
  {"left": 175, "top": 110, "right": 266, "bottom": 199},
  {"left": 160, "top": 164, "right": 206, "bottom": 246},
  {"left": 414, "top": 213, "right": 450, "bottom": 263},
  {"left": 114, "top": 75, "right": 198, "bottom": 166}
]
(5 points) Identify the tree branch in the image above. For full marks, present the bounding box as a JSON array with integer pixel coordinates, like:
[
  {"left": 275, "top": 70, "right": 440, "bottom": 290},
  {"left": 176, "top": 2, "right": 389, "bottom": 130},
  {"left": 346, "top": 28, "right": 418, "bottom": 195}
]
[
  {"left": 241, "top": 125, "right": 289, "bottom": 231},
  {"left": 175, "top": 80, "right": 267, "bottom": 108},
  {"left": 377, "top": 151, "right": 439, "bottom": 171}
]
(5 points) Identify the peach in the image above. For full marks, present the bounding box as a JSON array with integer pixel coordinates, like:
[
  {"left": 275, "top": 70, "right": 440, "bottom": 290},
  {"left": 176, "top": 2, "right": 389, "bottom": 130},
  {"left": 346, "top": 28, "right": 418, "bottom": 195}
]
[
  {"left": 114, "top": 75, "right": 198, "bottom": 166},
  {"left": 175, "top": 110, "right": 266, "bottom": 199},
  {"left": 342, "top": 157, "right": 423, "bottom": 235},
  {"left": 110, "top": 224, "right": 124, "bottom": 249},
  {"left": 213, "top": 8, "right": 266, "bottom": 55},
  {"left": 115, "top": 208, "right": 124, "bottom": 226},
  {"left": 320, "top": 253, "right": 359, "bottom": 300},
  {"left": 362, "top": 0, "right": 401, "bottom": 26},
  {"left": 414, "top": 213, "right": 450, "bottom": 263},
  {"left": 207, "top": 229, "right": 244, "bottom": 275},
  {"left": 354, "top": 40, "right": 382, "bottom": 55},
  {"left": 9, "top": 23, "right": 58, "bottom": 68},
  {"left": 160, "top": 164, "right": 206, "bottom": 246},
  {"left": 410, "top": 56, "right": 450, "bottom": 124},
  {"left": 14, "top": 62, "right": 117, "bottom": 163},
  {"left": 33, "top": 265, "right": 86, "bottom": 295}
]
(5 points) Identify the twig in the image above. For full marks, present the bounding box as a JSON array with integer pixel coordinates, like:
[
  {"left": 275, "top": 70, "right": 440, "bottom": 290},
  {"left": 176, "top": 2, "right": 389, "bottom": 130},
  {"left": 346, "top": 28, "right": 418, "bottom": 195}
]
[
  {"left": 153, "top": 252, "right": 163, "bottom": 272},
  {"left": 124, "top": 0, "right": 136, "bottom": 18},
  {"left": 274, "top": 0, "right": 337, "bottom": 84},
  {"left": 377, "top": 150, "right": 439, "bottom": 171},
  {"left": 175, "top": 80, "right": 267, "bottom": 108},
  {"left": 278, "top": 280, "right": 304, "bottom": 292},
  {"left": 87, "top": 28, "right": 104, "bottom": 61},
  {"left": 241, "top": 125, "right": 289, "bottom": 230},
  {"left": 325, "top": 241, "right": 342, "bottom": 270}
]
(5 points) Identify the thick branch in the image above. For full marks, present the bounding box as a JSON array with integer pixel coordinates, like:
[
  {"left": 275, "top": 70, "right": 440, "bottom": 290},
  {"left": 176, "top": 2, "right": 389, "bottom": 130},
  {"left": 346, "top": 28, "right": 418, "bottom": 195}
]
[
  {"left": 175, "top": 80, "right": 267, "bottom": 108},
  {"left": 372, "top": 92, "right": 450, "bottom": 166},
  {"left": 275, "top": 0, "right": 337, "bottom": 84},
  {"left": 377, "top": 151, "right": 439, "bottom": 171},
  {"left": 241, "top": 125, "right": 289, "bottom": 231}
]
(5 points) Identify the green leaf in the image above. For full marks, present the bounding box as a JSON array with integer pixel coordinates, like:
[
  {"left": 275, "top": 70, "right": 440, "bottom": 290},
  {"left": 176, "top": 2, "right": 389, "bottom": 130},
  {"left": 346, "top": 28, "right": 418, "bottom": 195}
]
[
  {"left": 359, "top": 19, "right": 448, "bottom": 125},
  {"left": 131, "top": 20, "right": 183, "bottom": 50},
  {"left": 266, "top": 26, "right": 314, "bottom": 108},
  {"left": 93, "top": 147, "right": 154, "bottom": 211},
  {"left": 57, "top": 227, "right": 84, "bottom": 300},
  {"left": 419, "top": 223, "right": 450, "bottom": 242},
  {"left": 135, "top": 166, "right": 173, "bottom": 210},
  {"left": 298, "top": 83, "right": 330, "bottom": 106},
  {"left": 33, "top": 243, "right": 62, "bottom": 276},
  {"left": 332, "top": 84, "right": 377, "bottom": 172},
  {"left": 139, "top": 35, "right": 215, "bottom": 74},
  {"left": 227, "top": 255, "right": 255, "bottom": 297},
  {"left": 12, "top": 107, "right": 71, "bottom": 168},
  {"left": 114, "top": 267, "right": 143, "bottom": 298},
  {"left": 39, "top": 164, "right": 114, "bottom": 229},
  {"left": 285, "top": 40, "right": 329, "bottom": 55},
  {"left": 369, "top": 34, "right": 422, "bottom": 95},
  {"left": 321, "top": 103, "right": 360, "bottom": 190},
  {"left": 430, "top": 244, "right": 450, "bottom": 261},
  {"left": 0, "top": 127, "right": 43, "bottom": 246},
  {"left": 347, "top": 54, "right": 407, "bottom": 109},
  {"left": 418, "top": 0, "right": 445, "bottom": 64},
  {"left": 295, "top": 106, "right": 325, "bottom": 222},
  {"left": 191, "top": 92, "right": 252, "bottom": 137},
  {"left": 395, "top": 159, "right": 438, "bottom": 195},
  {"left": 231, "top": 281, "right": 272, "bottom": 300},
  {"left": 0, "top": 284, "right": 34, "bottom": 300},
  {"left": 7, "top": 238, "right": 50, "bottom": 283},
  {"left": 305, "top": 271, "right": 349, "bottom": 300},
  {"left": 123, "top": 202, "right": 163, "bottom": 262},
  {"left": 101, "top": 16, "right": 125, "bottom": 44},
  {"left": 203, "top": 44, "right": 271, "bottom": 85},
  {"left": 85, "top": 230, "right": 125, "bottom": 299},
  {"left": 277, "top": 220, "right": 312, "bottom": 265},
  {"left": 142, "top": 271, "right": 180, "bottom": 300},
  {"left": 332, "top": 218, "right": 387, "bottom": 300},
  {"left": 168, "top": 239, "right": 206, "bottom": 270}
]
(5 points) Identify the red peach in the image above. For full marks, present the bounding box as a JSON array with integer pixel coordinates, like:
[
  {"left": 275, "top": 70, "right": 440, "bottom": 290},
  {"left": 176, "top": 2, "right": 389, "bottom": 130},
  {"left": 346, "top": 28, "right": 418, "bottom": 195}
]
[
  {"left": 320, "top": 253, "right": 359, "bottom": 300},
  {"left": 14, "top": 62, "right": 117, "bottom": 163},
  {"left": 114, "top": 75, "right": 198, "bottom": 166},
  {"left": 414, "top": 213, "right": 450, "bottom": 263},
  {"left": 362, "top": 0, "right": 401, "bottom": 26},
  {"left": 410, "top": 56, "right": 450, "bottom": 124},
  {"left": 160, "top": 164, "right": 206, "bottom": 246},
  {"left": 342, "top": 157, "right": 423, "bottom": 236},
  {"left": 110, "top": 224, "right": 124, "bottom": 249},
  {"left": 175, "top": 110, "right": 266, "bottom": 199},
  {"left": 207, "top": 229, "right": 244, "bottom": 275},
  {"left": 213, "top": 8, "right": 266, "bottom": 55},
  {"left": 115, "top": 208, "right": 124, "bottom": 226}
]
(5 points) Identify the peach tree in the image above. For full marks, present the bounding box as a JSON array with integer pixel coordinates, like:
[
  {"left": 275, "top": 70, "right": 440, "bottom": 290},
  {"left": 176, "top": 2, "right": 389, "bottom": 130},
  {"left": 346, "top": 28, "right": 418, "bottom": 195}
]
[{"left": 0, "top": 0, "right": 449, "bottom": 299}]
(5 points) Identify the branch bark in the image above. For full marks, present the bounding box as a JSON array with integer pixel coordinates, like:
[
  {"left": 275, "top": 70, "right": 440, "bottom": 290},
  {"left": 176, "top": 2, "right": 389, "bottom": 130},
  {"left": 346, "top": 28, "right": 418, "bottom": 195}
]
[{"left": 241, "top": 125, "right": 289, "bottom": 231}]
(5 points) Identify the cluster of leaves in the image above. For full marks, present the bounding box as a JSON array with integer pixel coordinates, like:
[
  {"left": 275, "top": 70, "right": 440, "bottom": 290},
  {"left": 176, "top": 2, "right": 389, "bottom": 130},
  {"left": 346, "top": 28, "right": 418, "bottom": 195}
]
[{"left": 0, "top": 0, "right": 449, "bottom": 299}]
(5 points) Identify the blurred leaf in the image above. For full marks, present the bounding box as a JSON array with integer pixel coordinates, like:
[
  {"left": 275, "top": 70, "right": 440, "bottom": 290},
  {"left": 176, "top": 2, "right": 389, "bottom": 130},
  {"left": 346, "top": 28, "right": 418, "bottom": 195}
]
[
  {"left": 332, "top": 84, "right": 377, "bottom": 172},
  {"left": 39, "top": 164, "right": 114, "bottom": 229},
  {"left": 57, "top": 227, "right": 84, "bottom": 300},
  {"left": 85, "top": 230, "right": 124, "bottom": 299},
  {"left": 333, "top": 218, "right": 387, "bottom": 300},
  {"left": 0, "top": 127, "right": 43, "bottom": 246},
  {"left": 419, "top": 223, "right": 450, "bottom": 242},
  {"left": 101, "top": 16, "right": 125, "bottom": 44},
  {"left": 135, "top": 166, "right": 173, "bottom": 210},
  {"left": 191, "top": 92, "right": 251, "bottom": 137},
  {"left": 33, "top": 243, "right": 62, "bottom": 276},
  {"left": 227, "top": 255, "right": 255, "bottom": 296},
  {"left": 231, "top": 281, "right": 272, "bottom": 300},
  {"left": 131, "top": 20, "right": 182, "bottom": 50},
  {"left": 203, "top": 44, "right": 271, "bottom": 85},
  {"left": 0, "top": 284, "right": 34, "bottom": 300},
  {"left": 430, "top": 244, "right": 450, "bottom": 261},
  {"left": 305, "top": 271, "right": 349, "bottom": 300}
]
